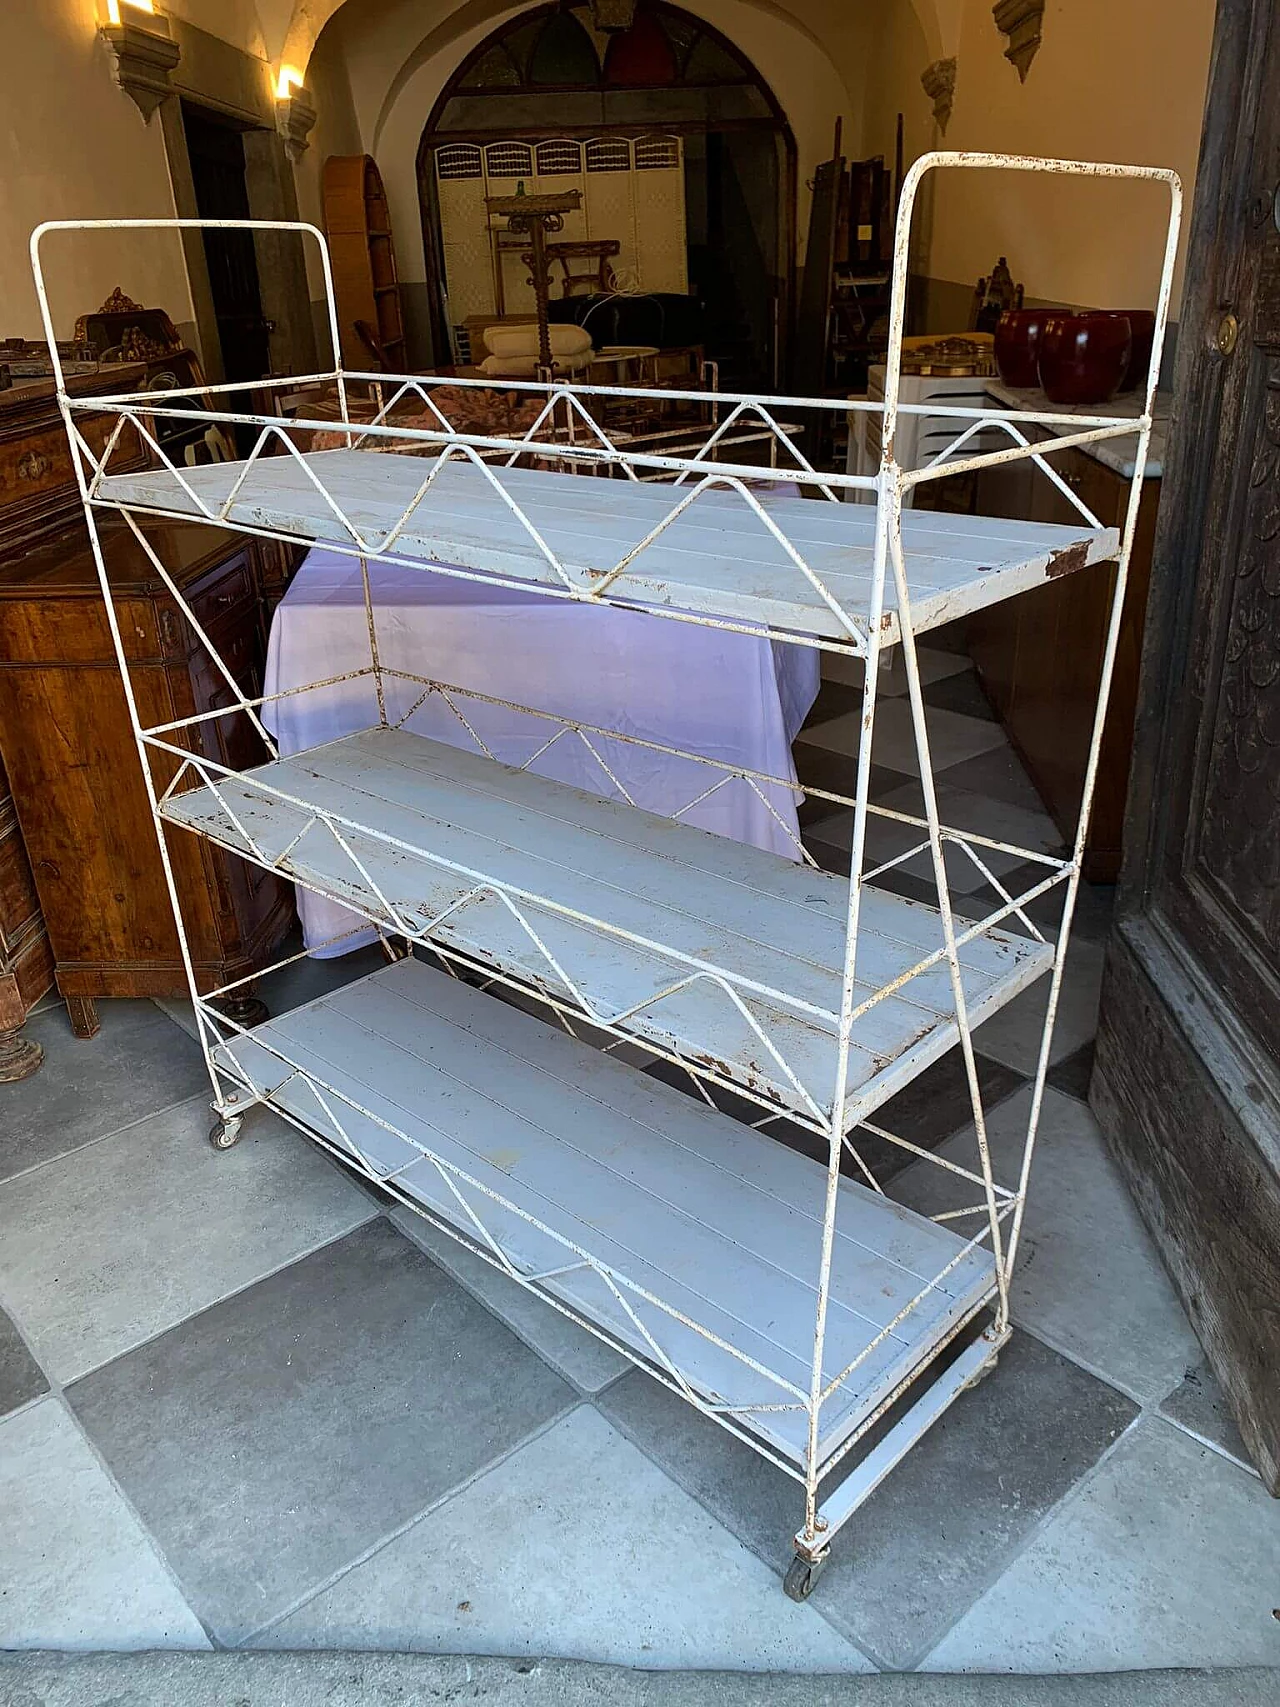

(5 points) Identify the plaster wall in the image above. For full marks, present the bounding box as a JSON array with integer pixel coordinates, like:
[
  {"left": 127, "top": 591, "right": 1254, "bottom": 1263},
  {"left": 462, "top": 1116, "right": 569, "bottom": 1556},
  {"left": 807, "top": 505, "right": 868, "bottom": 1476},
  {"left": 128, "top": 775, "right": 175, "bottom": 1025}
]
[
  {"left": 862, "top": 0, "right": 1216, "bottom": 314},
  {"left": 1, "top": 0, "right": 192, "bottom": 342}
]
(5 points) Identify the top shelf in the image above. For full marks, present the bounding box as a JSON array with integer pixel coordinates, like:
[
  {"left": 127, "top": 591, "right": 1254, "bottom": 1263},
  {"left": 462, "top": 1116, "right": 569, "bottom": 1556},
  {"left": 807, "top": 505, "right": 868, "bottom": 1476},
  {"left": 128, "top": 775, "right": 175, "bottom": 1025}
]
[{"left": 94, "top": 448, "right": 1119, "bottom": 646}]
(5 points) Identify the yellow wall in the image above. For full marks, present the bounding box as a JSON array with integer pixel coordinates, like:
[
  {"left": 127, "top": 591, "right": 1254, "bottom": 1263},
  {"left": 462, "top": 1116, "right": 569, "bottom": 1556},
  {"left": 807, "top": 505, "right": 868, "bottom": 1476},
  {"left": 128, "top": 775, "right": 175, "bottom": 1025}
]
[
  {"left": 862, "top": 0, "right": 1216, "bottom": 311},
  {"left": 0, "top": 0, "right": 1216, "bottom": 350},
  {"left": 1, "top": 0, "right": 192, "bottom": 341}
]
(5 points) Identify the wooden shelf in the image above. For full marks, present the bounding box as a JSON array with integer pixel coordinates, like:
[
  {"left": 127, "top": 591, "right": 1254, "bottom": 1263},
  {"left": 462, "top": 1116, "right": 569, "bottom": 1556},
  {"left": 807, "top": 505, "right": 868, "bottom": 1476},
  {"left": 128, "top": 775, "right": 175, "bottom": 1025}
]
[
  {"left": 216, "top": 953, "right": 998, "bottom": 1468},
  {"left": 99, "top": 447, "right": 1119, "bottom": 645},
  {"left": 162, "top": 724, "right": 1053, "bottom": 1127}
]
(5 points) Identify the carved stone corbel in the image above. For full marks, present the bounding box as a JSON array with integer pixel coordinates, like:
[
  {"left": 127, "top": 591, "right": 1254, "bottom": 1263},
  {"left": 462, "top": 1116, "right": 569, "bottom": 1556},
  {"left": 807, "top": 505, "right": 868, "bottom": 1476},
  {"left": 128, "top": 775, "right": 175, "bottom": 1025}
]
[
  {"left": 993, "top": 0, "right": 1044, "bottom": 81},
  {"left": 100, "top": 8, "right": 181, "bottom": 122},
  {"left": 921, "top": 58, "right": 958, "bottom": 134},
  {"left": 276, "top": 85, "right": 318, "bottom": 161}
]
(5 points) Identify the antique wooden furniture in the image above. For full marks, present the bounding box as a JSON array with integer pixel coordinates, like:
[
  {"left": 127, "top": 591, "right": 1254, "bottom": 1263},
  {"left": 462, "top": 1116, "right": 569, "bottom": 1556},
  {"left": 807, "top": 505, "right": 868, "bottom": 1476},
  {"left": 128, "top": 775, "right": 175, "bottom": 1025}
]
[
  {"left": 969, "top": 426, "right": 1162, "bottom": 883},
  {"left": 0, "top": 518, "right": 295, "bottom": 1041},
  {"left": 542, "top": 239, "right": 620, "bottom": 298},
  {"left": 0, "top": 750, "right": 52, "bottom": 1081},
  {"left": 1094, "top": 0, "right": 1280, "bottom": 1491},
  {"left": 486, "top": 191, "right": 582, "bottom": 370},
  {"left": 0, "top": 360, "right": 296, "bottom": 1063},
  {"left": 0, "top": 363, "right": 146, "bottom": 1072},
  {"left": 322, "top": 155, "right": 407, "bottom": 371}
]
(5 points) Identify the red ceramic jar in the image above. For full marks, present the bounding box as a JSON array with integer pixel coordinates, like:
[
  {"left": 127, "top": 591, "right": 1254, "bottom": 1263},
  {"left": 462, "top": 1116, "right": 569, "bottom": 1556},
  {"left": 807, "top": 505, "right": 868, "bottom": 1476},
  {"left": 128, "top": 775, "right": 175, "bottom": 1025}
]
[
  {"left": 993, "top": 309, "right": 1055, "bottom": 390},
  {"left": 1087, "top": 309, "right": 1157, "bottom": 391},
  {"left": 1037, "top": 313, "right": 1133, "bottom": 406}
]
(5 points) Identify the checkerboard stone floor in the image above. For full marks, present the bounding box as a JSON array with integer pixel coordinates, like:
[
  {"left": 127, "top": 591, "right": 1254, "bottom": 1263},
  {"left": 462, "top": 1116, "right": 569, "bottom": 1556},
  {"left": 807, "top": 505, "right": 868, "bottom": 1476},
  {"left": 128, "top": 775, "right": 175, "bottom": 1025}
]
[{"left": 1, "top": 637, "right": 1277, "bottom": 1674}]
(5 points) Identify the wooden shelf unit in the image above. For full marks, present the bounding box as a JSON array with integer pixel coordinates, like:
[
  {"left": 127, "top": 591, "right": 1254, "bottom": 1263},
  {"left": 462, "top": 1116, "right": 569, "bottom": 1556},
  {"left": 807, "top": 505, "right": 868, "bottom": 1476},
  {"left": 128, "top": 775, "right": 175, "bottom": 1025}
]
[{"left": 322, "top": 155, "right": 407, "bottom": 370}]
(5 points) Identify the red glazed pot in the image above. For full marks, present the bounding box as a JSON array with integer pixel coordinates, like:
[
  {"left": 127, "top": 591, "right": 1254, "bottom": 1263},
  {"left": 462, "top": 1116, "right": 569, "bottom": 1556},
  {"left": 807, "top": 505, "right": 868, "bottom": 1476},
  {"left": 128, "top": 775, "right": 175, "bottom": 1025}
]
[
  {"left": 1037, "top": 313, "right": 1133, "bottom": 406},
  {"left": 1087, "top": 309, "right": 1156, "bottom": 391},
  {"left": 993, "top": 309, "right": 1055, "bottom": 390}
]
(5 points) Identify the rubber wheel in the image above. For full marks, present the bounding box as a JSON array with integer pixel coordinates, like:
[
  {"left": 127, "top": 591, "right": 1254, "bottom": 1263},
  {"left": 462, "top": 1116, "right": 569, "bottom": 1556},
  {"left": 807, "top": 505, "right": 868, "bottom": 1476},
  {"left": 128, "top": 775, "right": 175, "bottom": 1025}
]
[
  {"left": 783, "top": 1552, "right": 827, "bottom": 1602},
  {"left": 209, "top": 1116, "right": 243, "bottom": 1151}
]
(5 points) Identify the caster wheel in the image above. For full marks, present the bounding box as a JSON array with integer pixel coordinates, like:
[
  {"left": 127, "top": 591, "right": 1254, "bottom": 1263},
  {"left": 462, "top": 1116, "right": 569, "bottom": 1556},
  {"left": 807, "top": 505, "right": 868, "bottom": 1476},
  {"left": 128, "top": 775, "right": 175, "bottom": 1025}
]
[
  {"left": 783, "top": 1551, "right": 828, "bottom": 1602},
  {"left": 209, "top": 1115, "right": 244, "bottom": 1151}
]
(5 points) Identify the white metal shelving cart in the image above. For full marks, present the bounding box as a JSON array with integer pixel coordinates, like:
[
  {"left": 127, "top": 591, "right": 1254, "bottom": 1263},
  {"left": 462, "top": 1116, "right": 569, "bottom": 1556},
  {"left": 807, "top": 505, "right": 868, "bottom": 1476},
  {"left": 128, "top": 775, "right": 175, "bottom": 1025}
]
[{"left": 32, "top": 151, "right": 1180, "bottom": 1599}]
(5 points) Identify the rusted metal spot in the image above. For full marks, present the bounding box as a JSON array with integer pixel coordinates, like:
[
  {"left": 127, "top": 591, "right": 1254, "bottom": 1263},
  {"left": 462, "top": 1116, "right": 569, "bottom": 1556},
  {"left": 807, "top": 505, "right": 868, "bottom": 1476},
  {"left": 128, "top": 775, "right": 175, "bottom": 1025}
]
[{"left": 1046, "top": 541, "right": 1089, "bottom": 580}]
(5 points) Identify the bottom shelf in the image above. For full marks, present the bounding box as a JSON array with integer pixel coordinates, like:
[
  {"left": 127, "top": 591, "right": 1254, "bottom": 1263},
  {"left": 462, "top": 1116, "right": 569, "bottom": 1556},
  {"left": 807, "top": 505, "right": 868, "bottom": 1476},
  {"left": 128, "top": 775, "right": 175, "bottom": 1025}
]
[{"left": 212, "top": 956, "right": 996, "bottom": 1470}]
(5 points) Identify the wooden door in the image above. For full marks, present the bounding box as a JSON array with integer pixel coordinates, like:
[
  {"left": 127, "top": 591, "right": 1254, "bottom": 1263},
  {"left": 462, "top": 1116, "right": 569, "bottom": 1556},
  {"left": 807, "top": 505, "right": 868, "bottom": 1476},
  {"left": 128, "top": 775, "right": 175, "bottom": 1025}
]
[
  {"left": 182, "top": 105, "right": 271, "bottom": 390},
  {"left": 1093, "top": 0, "right": 1280, "bottom": 1491}
]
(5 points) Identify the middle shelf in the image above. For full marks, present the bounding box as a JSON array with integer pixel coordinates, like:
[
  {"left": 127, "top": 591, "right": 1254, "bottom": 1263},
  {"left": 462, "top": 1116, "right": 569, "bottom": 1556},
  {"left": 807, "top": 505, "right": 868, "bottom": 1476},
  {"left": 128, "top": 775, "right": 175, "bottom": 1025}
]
[{"left": 160, "top": 724, "right": 1054, "bottom": 1128}]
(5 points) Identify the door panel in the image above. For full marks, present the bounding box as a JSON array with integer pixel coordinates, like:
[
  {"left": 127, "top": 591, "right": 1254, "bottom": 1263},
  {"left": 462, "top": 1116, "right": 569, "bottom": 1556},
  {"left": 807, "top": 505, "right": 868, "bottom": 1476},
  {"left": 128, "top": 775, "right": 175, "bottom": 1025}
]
[{"left": 1093, "top": 0, "right": 1280, "bottom": 1490}]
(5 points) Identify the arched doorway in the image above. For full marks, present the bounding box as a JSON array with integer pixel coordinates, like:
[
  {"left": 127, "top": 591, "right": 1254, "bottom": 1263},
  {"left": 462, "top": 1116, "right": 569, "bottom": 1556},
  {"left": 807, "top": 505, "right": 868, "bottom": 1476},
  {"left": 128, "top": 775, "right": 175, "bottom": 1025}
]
[{"left": 416, "top": 1, "right": 795, "bottom": 389}]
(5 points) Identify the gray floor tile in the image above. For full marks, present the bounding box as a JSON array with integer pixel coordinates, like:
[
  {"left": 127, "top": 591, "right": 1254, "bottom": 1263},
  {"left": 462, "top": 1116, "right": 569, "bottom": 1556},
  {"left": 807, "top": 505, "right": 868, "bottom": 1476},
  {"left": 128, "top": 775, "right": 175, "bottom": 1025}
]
[
  {"left": 0, "top": 1301, "right": 47, "bottom": 1418},
  {"left": 892, "top": 1087, "right": 1203, "bottom": 1404},
  {"left": 67, "top": 1219, "right": 575, "bottom": 1645},
  {"left": 791, "top": 741, "right": 913, "bottom": 810},
  {"left": 389, "top": 1207, "right": 627, "bottom": 1396},
  {"left": 971, "top": 935, "right": 1105, "bottom": 1073},
  {"left": 258, "top": 1408, "right": 872, "bottom": 1671},
  {"left": 0, "top": 1399, "right": 208, "bottom": 1651},
  {"left": 1160, "top": 1358, "right": 1255, "bottom": 1472},
  {"left": 804, "top": 698, "right": 1007, "bottom": 776},
  {"left": 808, "top": 780, "right": 1061, "bottom": 898},
  {"left": 924, "top": 1417, "right": 1280, "bottom": 1672},
  {"left": 877, "top": 778, "right": 1066, "bottom": 863},
  {"left": 155, "top": 934, "right": 390, "bottom": 1043},
  {"left": 0, "top": 1001, "right": 207, "bottom": 1183},
  {"left": 921, "top": 668, "right": 998, "bottom": 722},
  {"left": 1046, "top": 1039, "right": 1095, "bottom": 1102},
  {"left": 922, "top": 620, "right": 973, "bottom": 657},
  {"left": 0, "top": 1095, "right": 376, "bottom": 1383},
  {"left": 941, "top": 745, "right": 1054, "bottom": 816},
  {"left": 801, "top": 678, "right": 864, "bottom": 729},
  {"left": 1062, "top": 881, "right": 1116, "bottom": 945},
  {"left": 600, "top": 1335, "right": 1136, "bottom": 1669}
]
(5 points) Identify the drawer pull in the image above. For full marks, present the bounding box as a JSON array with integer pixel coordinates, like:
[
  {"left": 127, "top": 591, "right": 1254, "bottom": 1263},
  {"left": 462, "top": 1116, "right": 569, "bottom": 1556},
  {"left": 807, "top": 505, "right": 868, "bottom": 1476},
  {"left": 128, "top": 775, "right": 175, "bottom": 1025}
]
[{"left": 17, "top": 451, "right": 51, "bottom": 481}]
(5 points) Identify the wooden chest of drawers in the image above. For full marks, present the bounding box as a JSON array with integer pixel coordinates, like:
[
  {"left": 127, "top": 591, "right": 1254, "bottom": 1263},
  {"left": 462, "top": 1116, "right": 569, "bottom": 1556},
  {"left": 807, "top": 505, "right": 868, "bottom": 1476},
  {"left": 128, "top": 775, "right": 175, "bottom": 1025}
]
[
  {"left": 0, "top": 516, "right": 297, "bottom": 1044},
  {"left": 0, "top": 361, "right": 303, "bottom": 1079}
]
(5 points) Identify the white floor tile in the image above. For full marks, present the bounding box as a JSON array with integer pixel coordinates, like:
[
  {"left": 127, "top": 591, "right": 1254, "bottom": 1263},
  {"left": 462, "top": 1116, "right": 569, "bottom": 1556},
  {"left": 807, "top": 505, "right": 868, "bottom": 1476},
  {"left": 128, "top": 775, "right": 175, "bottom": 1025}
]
[
  {"left": 923, "top": 1417, "right": 1280, "bottom": 1672},
  {"left": 0, "top": 1095, "right": 375, "bottom": 1382},
  {"left": 881, "top": 780, "right": 1065, "bottom": 861},
  {"left": 389, "top": 1206, "right": 628, "bottom": 1395},
  {"left": 972, "top": 935, "right": 1104, "bottom": 1072},
  {"left": 820, "top": 647, "right": 969, "bottom": 694},
  {"left": 0, "top": 1399, "right": 208, "bottom": 1651},
  {"left": 257, "top": 1407, "right": 873, "bottom": 1671},
  {"left": 892, "top": 1086, "right": 1202, "bottom": 1404},
  {"left": 808, "top": 779, "right": 1057, "bottom": 895},
  {"left": 806, "top": 698, "right": 1007, "bottom": 776}
]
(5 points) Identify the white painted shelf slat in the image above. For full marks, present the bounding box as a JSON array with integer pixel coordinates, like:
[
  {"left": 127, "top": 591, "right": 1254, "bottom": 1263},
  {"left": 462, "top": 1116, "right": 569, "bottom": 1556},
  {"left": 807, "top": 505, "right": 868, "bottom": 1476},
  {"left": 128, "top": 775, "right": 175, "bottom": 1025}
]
[
  {"left": 96, "top": 449, "right": 1119, "bottom": 643},
  {"left": 214, "top": 954, "right": 997, "bottom": 1469},
  {"left": 161, "top": 724, "right": 1054, "bottom": 1128}
]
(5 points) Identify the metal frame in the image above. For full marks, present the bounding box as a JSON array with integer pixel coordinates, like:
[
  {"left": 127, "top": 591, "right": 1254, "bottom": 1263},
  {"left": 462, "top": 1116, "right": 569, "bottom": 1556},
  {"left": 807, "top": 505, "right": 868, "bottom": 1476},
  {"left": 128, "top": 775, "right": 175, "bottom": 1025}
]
[{"left": 31, "top": 150, "right": 1181, "bottom": 1593}]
